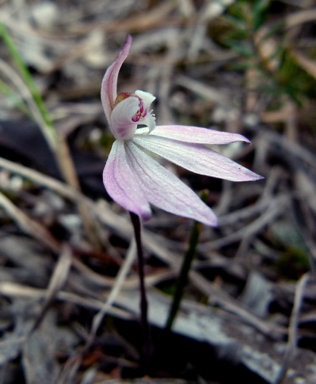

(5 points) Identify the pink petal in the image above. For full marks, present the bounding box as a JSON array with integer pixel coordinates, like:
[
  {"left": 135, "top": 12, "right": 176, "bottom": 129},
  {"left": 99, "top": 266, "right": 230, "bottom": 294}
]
[
  {"left": 103, "top": 140, "right": 152, "bottom": 220},
  {"left": 132, "top": 135, "right": 263, "bottom": 182},
  {"left": 101, "top": 35, "right": 132, "bottom": 124},
  {"left": 125, "top": 141, "right": 218, "bottom": 226},
  {"left": 135, "top": 125, "right": 251, "bottom": 145},
  {"left": 110, "top": 97, "right": 139, "bottom": 140}
]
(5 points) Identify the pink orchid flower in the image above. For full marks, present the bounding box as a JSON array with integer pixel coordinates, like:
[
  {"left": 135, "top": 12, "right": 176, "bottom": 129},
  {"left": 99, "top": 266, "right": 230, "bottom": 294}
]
[{"left": 101, "top": 35, "right": 263, "bottom": 226}]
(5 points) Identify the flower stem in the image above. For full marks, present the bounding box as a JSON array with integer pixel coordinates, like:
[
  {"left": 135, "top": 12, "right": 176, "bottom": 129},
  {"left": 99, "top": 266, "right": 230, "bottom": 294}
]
[
  {"left": 129, "top": 212, "right": 152, "bottom": 371},
  {"left": 165, "top": 191, "right": 207, "bottom": 332}
]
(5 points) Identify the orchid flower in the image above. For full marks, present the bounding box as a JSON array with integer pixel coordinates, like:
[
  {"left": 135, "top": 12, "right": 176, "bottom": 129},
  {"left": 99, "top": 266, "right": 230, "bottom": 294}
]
[{"left": 101, "top": 35, "right": 263, "bottom": 226}]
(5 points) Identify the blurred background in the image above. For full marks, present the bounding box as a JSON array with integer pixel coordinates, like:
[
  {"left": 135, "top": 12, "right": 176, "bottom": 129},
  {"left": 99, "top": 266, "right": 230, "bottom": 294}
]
[{"left": 0, "top": 1, "right": 316, "bottom": 383}]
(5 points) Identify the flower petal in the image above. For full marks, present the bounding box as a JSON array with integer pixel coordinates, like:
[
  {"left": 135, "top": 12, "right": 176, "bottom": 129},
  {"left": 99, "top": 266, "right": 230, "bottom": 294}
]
[
  {"left": 141, "top": 113, "right": 156, "bottom": 133},
  {"left": 135, "top": 124, "right": 251, "bottom": 145},
  {"left": 110, "top": 97, "right": 139, "bottom": 140},
  {"left": 134, "top": 90, "right": 156, "bottom": 132},
  {"left": 125, "top": 141, "right": 218, "bottom": 226},
  {"left": 101, "top": 35, "right": 132, "bottom": 124},
  {"left": 133, "top": 135, "right": 263, "bottom": 182},
  {"left": 103, "top": 140, "right": 152, "bottom": 220},
  {"left": 134, "top": 90, "right": 156, "bottom": 110}
]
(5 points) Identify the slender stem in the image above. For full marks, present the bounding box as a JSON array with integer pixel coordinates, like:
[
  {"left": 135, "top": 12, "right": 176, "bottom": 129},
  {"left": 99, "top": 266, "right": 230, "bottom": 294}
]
[
  {"left": 165, "top": 220, "right": 202, "bottom": 331},
  {"left": 165, "top": 190, "right": 207, "bottom": 332},
  {"left": 130, "top": 212, "right": 152, "bottom": 371}
]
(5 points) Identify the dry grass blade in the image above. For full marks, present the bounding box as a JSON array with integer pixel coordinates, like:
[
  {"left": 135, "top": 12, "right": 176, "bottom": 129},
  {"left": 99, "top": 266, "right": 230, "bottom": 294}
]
[
  {"left": 29, "top": 244, "right": 73, "bottom": 334},
  {"left": 72, "top": 257, "right": 175, "bottom": 289},
  {"left": 56, "top": 355, "right": 82, "bottom": 384},
  {"left": 175, "top": 74, "right": 227, "bottom": 105},
  {"left": 0, "top": 155, "right": 126, "bottom": 230},
  {"left": 275, "top": 273, "right": 310, "bottom": 384},
  {"left": 0, "top": 156, "right": 122, "bottom": 249},
  {"left": 189, "top": 270, "right": 286, "bottom": 339},
  {"left": 0, "top": 191, "right": 60, "bottom": 252},
  {"left": 0, "top": 156, "right": 85, "bottom": 202},
  {"left": 67, "top": 1, "right": 178, "bottom": 35},
  {"left": 0, "top": 58, "right": 55, "bottom": 147},
  {"left": 201, "top": 194, "right": 289, "bottom": 251},
  {"left": 54, "top": 135, "right": 102, "bottom": 251},
  {"left": 291, "top": 50, "right": 316, "bottom": 80},
  {"left": 86, "top": 239, "right": 136, "bottom": 348},
  {"left": 217, "top": 193, "right": 286, "bottom": 226},
  {"left": 285, "top": 8, "right": 316, "bottom": 29},
  {"left": 0, "top": 282, "right": 133, "bottom": 320},
  {"left": 251, "top": 123, "right": 316, "bottom": 170}
]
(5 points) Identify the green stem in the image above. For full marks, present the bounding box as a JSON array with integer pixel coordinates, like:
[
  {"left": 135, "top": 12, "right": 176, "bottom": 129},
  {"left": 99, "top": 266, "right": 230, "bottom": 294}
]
[
  {"left": 165, "top": 190, "right": 207, "bottom": 332},
  {"left": 165, "top": 221, "right": 202, "bottom": 331},
  {"left": 0, "top": 22, "right": 55, "bottom": 134}
]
